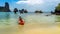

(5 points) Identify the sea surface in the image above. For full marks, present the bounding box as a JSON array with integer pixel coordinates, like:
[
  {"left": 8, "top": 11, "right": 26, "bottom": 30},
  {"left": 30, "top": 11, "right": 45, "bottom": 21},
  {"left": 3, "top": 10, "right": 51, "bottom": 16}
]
[{"left": 0, "top": 12, "right": 60, "bottom": 34}]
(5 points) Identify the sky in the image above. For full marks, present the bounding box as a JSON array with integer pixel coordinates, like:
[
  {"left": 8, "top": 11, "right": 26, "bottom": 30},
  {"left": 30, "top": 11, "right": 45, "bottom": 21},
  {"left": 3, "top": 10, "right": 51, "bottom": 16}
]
[{"left": 0, "top": 0, "right": 60, "bottom": 12}]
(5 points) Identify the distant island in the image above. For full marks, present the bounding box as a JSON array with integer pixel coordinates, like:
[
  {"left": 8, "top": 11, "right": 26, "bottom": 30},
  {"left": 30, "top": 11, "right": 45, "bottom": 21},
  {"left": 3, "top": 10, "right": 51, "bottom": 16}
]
[
  {"left": 35, "top": 10, "right": 43, "bottom": 13},
  {"left": 0, "top": 2, "right": 11, "bottom": 12}
]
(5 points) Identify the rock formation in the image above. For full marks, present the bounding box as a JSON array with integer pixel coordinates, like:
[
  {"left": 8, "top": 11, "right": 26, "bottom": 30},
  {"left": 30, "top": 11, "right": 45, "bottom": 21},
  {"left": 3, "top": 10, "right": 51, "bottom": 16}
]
[
  {"left": 0, "top": 2, "right": 10, "bottom": 12},
  {"left": 35, "top": 10, "right": 43, "bottom": 13},
  {"left": 19, "top": 9, "right": 28, "bottom": 14},
  {"left": 13, "top": 8, "right": 18, "bottom": 14}
]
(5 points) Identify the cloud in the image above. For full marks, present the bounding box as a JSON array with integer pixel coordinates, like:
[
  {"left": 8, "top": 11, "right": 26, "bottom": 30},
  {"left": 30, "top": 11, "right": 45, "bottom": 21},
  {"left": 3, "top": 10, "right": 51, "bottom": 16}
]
[
  {"left": 45, "top": 0, "right": 60, "bottom": 3},
  {"left": 16, "top": 0, "right": 44, "bottom": 5},
  {"left": 16, "top": 1, "right": 29, "bottom": 4}
]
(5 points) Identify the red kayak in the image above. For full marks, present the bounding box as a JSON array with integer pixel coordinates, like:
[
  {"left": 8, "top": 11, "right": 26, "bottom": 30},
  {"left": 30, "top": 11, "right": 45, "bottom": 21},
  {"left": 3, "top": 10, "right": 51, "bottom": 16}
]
[{"left": 18, "top": 17, "right": 24, "bottom": 25}]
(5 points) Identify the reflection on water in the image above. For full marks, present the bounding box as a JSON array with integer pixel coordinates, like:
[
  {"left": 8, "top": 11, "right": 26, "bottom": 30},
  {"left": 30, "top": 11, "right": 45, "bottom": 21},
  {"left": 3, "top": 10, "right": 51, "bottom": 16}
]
[{"left": 0, "top": 12, "right": 60, "bottom": 34}]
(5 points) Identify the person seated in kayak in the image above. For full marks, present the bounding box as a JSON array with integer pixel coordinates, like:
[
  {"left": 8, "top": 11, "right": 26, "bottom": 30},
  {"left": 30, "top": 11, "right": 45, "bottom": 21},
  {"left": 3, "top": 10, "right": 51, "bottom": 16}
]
[{"left": 18, "top": 16, "right": 24, "bottom": 25}]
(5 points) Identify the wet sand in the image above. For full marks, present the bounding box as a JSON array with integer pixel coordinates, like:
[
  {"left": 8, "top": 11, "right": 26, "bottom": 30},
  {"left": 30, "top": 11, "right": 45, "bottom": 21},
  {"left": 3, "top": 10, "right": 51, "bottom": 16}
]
[{"left": 0, "top": 22, "right": 60, "bottom": 34}]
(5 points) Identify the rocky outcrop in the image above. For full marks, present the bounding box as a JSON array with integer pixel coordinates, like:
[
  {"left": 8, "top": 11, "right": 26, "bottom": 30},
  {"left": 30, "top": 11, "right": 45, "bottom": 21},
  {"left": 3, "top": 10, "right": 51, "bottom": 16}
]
[
  {"left": 19, "top": 10, "right": 23, "bottom": 14},
  {"left": 35, "top": 10, "right": 43, "bottom": 13},
  {"left": 24, "top": 9, "right": 28, "bottom": 13},
  {"left": 19, "top": 9, "right": 28, "bottom": 14},
  {"left": 13, "top": 8, "right": 18, "bottom": 14},
  {"left": 0, "top": 2, "right": 11, "bottom": 12}
]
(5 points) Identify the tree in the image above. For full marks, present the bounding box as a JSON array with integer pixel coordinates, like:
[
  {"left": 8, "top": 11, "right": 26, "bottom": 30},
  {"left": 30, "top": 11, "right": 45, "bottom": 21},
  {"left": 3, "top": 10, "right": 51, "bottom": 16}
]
[
  {"left": 55, "top": 3, "right": 60, "bottom": 13},
  {"left": 55, "top": 3, "right": 60, "bottom": 15}
]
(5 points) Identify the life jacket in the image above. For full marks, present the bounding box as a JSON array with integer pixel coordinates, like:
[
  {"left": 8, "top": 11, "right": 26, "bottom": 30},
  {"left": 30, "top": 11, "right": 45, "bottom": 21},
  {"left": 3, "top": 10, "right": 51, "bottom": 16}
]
[{"left": 19, "top": 18, "right": 24, "bottom": 25}]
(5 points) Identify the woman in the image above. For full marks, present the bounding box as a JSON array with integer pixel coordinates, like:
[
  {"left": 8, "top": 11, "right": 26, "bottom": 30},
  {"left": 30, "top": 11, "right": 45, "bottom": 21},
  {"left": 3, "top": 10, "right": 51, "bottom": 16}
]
[{"left": 18, "top": 16, "right": 24, "bottom": 25}]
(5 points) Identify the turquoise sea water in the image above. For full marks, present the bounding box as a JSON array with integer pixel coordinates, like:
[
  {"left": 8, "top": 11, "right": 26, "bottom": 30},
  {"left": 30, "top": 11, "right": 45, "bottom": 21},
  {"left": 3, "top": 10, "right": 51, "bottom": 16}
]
[
  {"left": 0, "top": 12, "right": 60, "bottom": 26},
  {"left": 0, "top": 12, "right": 60, "bottom": 34}
]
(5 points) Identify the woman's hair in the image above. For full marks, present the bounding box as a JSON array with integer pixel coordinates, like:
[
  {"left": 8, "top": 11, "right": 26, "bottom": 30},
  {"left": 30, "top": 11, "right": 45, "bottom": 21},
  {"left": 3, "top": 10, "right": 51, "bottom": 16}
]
[{"left": 19, "top": 16, "right": 22, "bottom": 19}]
